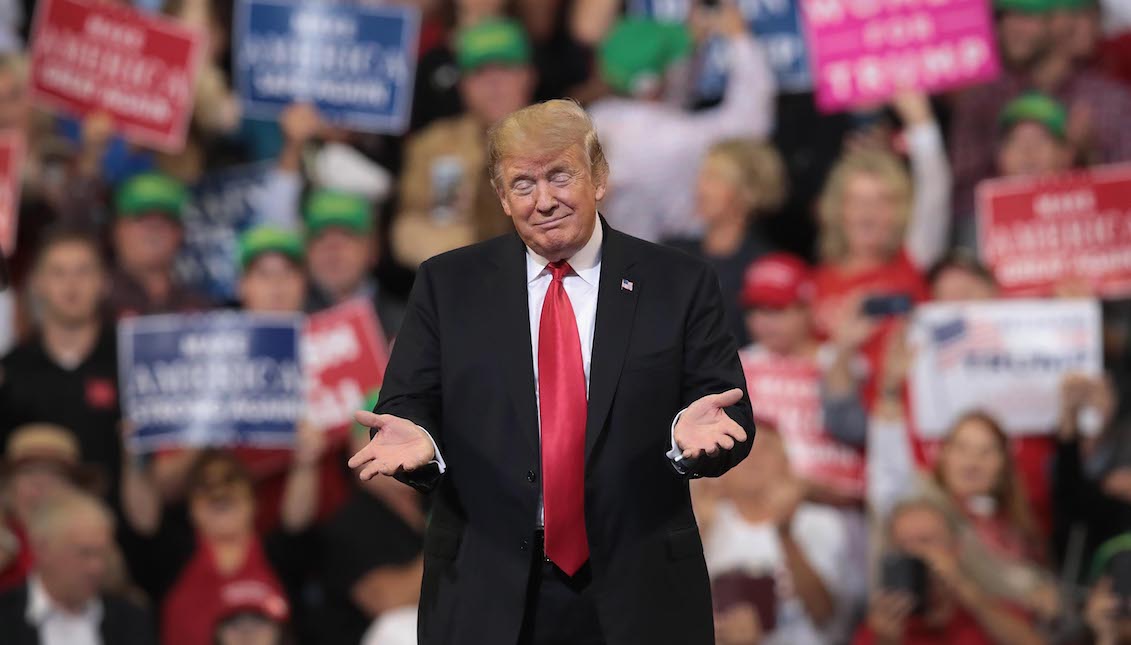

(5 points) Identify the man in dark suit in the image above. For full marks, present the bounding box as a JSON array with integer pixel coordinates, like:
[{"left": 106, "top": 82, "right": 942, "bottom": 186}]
[
  {"left": 0, "top": 491, "right": 156, "bottom": 645},
  {"left": 349, "top": 99, "right": 756, "bottom": 645}
]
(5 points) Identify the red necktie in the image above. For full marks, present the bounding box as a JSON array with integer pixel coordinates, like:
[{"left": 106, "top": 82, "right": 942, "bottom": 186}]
[{"left": 538, "top": 260, "right": 589, "bottom": 575}]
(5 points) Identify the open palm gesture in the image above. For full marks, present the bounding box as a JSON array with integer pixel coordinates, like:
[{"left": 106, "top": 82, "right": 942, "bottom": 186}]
[
  {"left": 674, "top": 388, "right": 748, "bottom": 460},
  {"left": 348, "top": 411, "right": 435, "bottom": 480}
]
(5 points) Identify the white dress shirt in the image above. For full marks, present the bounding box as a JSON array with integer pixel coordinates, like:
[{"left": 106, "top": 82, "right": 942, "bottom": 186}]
[
  {"left": 26, "top": 576, "right": 103, "bottom": 645},
  {"left": 422, "top": 221, "right": 689, "bottom": 481}
]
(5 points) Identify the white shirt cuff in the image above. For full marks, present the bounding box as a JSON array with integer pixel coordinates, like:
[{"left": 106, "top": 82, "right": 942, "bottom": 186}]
[
  {"left": 417, "top": 425, "right": 447, "bottom": 473},
  {"left": 667, "top": 408, "right": 690, "bottom": 473}
]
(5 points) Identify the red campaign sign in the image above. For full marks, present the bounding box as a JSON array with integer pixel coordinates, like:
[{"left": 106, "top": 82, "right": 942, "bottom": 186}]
[
  {"left": 303, "top": 299, "right": 389, "bottom": 435},
  {"left": 0, "top": 131, "right": 23, "bottom": 256},
  {"left": 740, "top": 347, "right": 865, "bottom": 497},
  {"left": 978, "top": 163, "right": 1131, "bottom": 297},
  {"left": 29, "top": 0, "right": 205, "bottom": 152}
]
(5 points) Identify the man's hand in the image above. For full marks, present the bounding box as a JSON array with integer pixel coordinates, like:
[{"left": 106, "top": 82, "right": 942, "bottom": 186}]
[
  {"left": 674, "top": 388, "right": 748, "bottom": 460},
  {"left": 348, "top": 411, "right": 436, "bottom": 480},
  {"left": 280, "top": 103, "right": 323, "bottom": 146}
]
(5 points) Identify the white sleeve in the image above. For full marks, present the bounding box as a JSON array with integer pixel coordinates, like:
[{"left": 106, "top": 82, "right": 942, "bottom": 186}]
[
  {"left": 903, "top": 121, "right": 952, "bottom": 271},
  {"left": 666, "top": 408, "right": 690, "bottom": 473},
  {"left": 417, "top": 425, "right": 447, "bottom": 473},
  {"left": 252, "top": 168, "right": 304, "bottom": 231}
]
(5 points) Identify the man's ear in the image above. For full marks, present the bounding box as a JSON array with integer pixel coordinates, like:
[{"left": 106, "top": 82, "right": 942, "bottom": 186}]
[{"left": 594, "top": 177, "right": 608, "bottom": 203}]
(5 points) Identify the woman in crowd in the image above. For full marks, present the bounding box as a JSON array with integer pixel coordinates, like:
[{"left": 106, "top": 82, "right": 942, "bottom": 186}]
[
  {"left": 665, "top": 138, "right": 784, "bottom": 346},
  {"left": 695, "top": 425, "right": 841, "bottom": 645},
  {"left": 811, "top": 93, "right": 951, "bottom": 403}
]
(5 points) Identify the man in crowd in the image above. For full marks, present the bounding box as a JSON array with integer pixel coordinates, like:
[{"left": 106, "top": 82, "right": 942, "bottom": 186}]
[
  {"left": 304, "top": 189, "right": 405, "bottom": 340},
  {"left": 391, "top": 19, "right": 536, "bottom": 267},
  {"left": 0, "top": 227, "right": 122, "bottom": 493},
  {"left": 950, "top": 0, "right": 1131, "bottom": 229},
  {"left": 588, "top": 12, "right": 775, "bottom": 242},
  {"left": 0, "top": 491, "right": 156, "bottom": 644},
  {"left": 109, "top": 172, "right": 211, "bottom": 318},
  {"left": 855, "top": 500, "right": 1043, "bottom": 645},
  {"left": 350, "top": 99, "right": 755, "bottom": 644}
]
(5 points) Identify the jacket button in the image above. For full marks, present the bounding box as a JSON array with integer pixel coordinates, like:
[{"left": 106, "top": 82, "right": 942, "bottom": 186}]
[
  {"left": 526, "top": 470, "right": 537, "bottom": 483},
  {"left": 520, "top": 538, "right": 530, "bottom": 552}
]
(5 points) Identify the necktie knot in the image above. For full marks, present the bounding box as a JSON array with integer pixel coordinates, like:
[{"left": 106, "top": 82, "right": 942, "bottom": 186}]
[{"left": 547, "top": 261, "right": 572, "bottom": 282}]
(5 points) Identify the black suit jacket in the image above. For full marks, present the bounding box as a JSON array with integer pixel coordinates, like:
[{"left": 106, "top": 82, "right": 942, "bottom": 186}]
[
  {"left": 376, "top": 219, "right": 755, "bottom": 645},
  {"left": 0, "top": 584, "right": 157, "bottom": 645}
]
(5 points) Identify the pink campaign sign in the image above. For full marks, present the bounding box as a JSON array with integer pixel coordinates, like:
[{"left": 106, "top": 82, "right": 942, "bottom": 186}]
[{"left": 800, "top": 0, "right": 1001, "bottom": 113}]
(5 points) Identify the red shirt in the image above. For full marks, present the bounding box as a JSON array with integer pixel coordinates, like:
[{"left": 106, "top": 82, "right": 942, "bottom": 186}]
[
  {"left": 0, "top": 518, "right": 31, "bottom": 593},
  {"left": 813, "top": 250, "right": 929, "bottom": 405},
  {"left": 162, "top": 536, "right": 285, "bottom": 645},
  {"left": 852, "top": 608, "right": 995, "bottom": 645}
]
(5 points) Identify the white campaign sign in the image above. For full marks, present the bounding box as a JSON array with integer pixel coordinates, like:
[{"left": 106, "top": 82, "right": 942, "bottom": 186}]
[{"left": 908, "top": 299, "right": 1102, "bottom": 438}]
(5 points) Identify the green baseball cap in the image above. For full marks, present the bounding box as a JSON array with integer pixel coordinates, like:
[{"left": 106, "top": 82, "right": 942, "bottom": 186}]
[
  {"left": 994, "top": 0, "right": 1060, "bottom": 13},
  {"left": 456, "top": 19, "right": 531, "bottom": 72},
  {"left": 304, "top": 190, "right": 373, "bottom": 239},
  {"left": 999, "top": 92, "right": 1068, "bottom": 139},
  {"left": 599, "top": 18, "right": 691, "bottom": 96},
  {"left": 238, "top": 225, "right": 305, "bottom": 270},
  {"left": 115, "top": 172, "right": 187, "bottom": 220},
  {"left": 1090, "top": 533, "right": 1131, "bottom": 581}
]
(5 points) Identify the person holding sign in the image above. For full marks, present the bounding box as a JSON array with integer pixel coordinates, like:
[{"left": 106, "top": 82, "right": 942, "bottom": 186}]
[
  {"left": 349, "top": 99, "right": 755, "bottom": 645},
  {"left": 303, "top": 189, "right": 405, "bottom": 340},
  {"left": 109, "top": 172, "right": 212, "bottom": 319}
]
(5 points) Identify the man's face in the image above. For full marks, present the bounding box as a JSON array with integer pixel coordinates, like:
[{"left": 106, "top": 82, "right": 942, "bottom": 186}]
[
  {"left": 36, "top": 513, "right": 112, "bottom": 609},
  {"left": 239, "top": 254, "right": 306, "bottom": 312},
  {"left": 460, "top": 64, "right": 535, "bottom": 126},
  {"left": 216, "top": 614, "right": 281, "bottom": 645},
  {"left": 496, "top": 144, "right": 604, "bottom": 262},
  {"left": 7, "top": 464, "right": 74, "bottom": 523},
  {"left": 31, "top": 241, "right": 106, "bottom": 326},
  {"left": 997, "top": 122, "right": 1072, "bottom": 177},
  {"left": 306, "top": 229, "right": 372, "bottom": 300},
  {"left": 998, "top": 11, "right": 1053, "bottom": 69},
  {"left": 113, "top": 214, "right": 183, "bottom": 274}
]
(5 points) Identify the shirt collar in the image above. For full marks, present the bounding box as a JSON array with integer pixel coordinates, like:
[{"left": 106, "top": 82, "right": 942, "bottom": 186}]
[
  {"left": 26, "top": 575, "right": 103, "bottom": 627},
  {"left": 525, "top": 217, "right": 604, "bottom": 287}
]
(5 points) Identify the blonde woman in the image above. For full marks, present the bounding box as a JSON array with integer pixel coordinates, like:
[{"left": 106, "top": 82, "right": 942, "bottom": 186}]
[
  {"left": 666, "top": 138, "right": 786, "bottom": 344},
  {"left": 812, "top": 93, "right": 951, "bottom": 404}
]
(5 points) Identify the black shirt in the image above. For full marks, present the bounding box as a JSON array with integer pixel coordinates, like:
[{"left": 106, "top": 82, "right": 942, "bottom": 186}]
[
  {"left": 665, "top": 230, "right": 775, "bottom": 347},
  {"left": 0, "top": 325, "right": 122, "bottom": 486}
]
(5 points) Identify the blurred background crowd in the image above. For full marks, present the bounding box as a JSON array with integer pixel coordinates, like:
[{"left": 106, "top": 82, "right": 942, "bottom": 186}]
[{"left": 0, "top": 0, "right": 1131, "bottom": 643}]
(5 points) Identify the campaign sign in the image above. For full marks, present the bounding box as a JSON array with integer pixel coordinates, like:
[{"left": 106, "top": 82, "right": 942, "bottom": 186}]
[
  {"left": 628, "top": 0, "right": 812, "bottom": 92},
  {"left": 29, "top": 0, "right": 204, "bottom": 151},
  {"left": 800, "top": 0, "right": 1000, "bottom": 112},
  {"left": 175, "top": 162, "right": 275, "bottom": 302},
  {"left": 303, "top": 299, "right": 389, "bottom": 434},
  {"left": 908, "top": 299, "right": 1101, "bottom": 438},
  {"left": 740, "top": 347, "right": 865, "bottom": 496},
  {"left": 119, "top": 312, "right": 304, "bottom": 452},
  {"left": 978, "top": 163, "right": 1131, "bottom": 297},
  {"left": 0, "top": 132, "right": 23, "bottom": 256},
  {"left": 235, "top": 0, "right": 420, "bottom": 134}
]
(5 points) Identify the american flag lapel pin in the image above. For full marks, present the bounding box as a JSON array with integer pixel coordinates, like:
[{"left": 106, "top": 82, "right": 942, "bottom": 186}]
[{"left": 621, "top": 278, "right": 634, "bottom": 292}]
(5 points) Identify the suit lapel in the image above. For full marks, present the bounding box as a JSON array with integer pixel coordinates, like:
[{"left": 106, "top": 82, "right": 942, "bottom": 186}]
[
  {"left": 488, "top": 233, "right": 540, "bottom": 459},
  {"left": 586, "top": 221, "right": 638, "bottom": 463}
]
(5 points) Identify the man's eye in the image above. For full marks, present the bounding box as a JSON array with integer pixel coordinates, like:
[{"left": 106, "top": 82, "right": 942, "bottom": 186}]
[
  {"left": 551, "top": 173, "right": 571, "bottom": 185},
  {"left": 513, "top": 180, "right": 534, "bottom": 194}
]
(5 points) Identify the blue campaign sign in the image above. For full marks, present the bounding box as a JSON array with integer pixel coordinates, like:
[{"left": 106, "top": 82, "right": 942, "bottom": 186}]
[
  {"left": 175, "top": 162, "right": 273, "bottom": 303},
  {"left": 234, "top": 0, "right": 420, "bottom": 134},
  {"left": 628, "top": 0, "right": 812, "bottom": 95},
  {"left": 119, "top": 312, "right": 305, "bottom": 453}
]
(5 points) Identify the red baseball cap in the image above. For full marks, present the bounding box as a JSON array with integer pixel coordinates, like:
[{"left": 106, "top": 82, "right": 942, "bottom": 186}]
[
  {"left": 740, "top": 253, "right": 814, "bottom": 309},
  {"left": 214, "top": 579, "right": 290, "bottom": 626}
]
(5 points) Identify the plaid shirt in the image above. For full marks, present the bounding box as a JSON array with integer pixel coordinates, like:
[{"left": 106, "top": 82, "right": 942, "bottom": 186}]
[{"left": 949, "top": 68, "right": 1131, "bottom": 220}]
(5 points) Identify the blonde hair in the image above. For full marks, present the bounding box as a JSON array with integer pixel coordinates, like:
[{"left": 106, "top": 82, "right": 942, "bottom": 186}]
[
  {"left": 817, "top": 149, "right": 913, "bottom": 263},
  {"left": 704, "top": 139, "right": 787, "bottom": 214},
  {"left": 487, "top": 99, "right": 609, "bottom": 190}
]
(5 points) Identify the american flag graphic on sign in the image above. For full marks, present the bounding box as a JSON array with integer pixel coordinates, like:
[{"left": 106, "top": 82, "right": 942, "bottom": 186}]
[{"left": 933, "top": 316, "right": 1004, "bottom": 368}]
